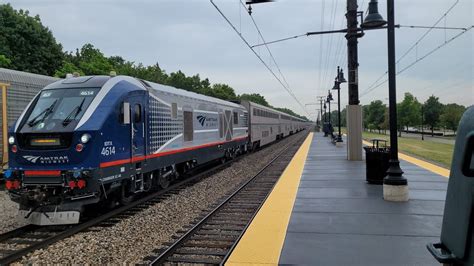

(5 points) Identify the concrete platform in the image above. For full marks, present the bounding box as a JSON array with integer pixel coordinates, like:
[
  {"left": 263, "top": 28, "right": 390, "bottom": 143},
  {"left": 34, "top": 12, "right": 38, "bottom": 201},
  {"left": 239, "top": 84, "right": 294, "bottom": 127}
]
[{"left": 227, "top": 132, "right": 448, "bottom": 265}]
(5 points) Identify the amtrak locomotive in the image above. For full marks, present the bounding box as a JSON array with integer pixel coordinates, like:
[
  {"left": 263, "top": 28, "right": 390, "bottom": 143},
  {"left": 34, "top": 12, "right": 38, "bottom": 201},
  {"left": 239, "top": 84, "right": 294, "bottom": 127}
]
[{"left": 4, "top": 75, "right": 307, "bottom": 225}]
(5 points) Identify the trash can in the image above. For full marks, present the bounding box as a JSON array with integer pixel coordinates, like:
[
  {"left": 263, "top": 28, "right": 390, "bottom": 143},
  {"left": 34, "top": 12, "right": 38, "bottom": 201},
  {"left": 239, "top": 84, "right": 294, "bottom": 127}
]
[
  {"left": 363, "top": 139, "right": 390, "bottom": 184},
  {"left": 427, "top": 107, "right": 474, "bottom": 266}
]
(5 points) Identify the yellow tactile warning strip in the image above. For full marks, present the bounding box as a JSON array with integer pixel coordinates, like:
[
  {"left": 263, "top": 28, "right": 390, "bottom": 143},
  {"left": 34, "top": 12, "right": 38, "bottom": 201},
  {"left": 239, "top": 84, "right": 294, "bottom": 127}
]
[
  {"left": 362, "top": 140, "right": 450, "bottom": 178},
  {"left": 226, "top": 133, "right": 314, "bottom": 265}
]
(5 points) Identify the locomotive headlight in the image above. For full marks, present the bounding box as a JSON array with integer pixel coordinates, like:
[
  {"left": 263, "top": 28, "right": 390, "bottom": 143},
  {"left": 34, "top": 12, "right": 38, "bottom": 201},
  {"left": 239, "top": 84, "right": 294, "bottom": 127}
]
[
  {"left": 80, "top": 133, "right": 91, "bottom": 144},
  {"left": 8, "top": 136, "right": 15, "bottom": 145}
]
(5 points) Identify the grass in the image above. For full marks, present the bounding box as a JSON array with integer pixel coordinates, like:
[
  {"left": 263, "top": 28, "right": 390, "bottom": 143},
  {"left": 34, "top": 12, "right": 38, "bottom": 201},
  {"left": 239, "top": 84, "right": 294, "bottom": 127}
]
[{"left": 341, "top": 128, "right": 454, "bottom": 169}]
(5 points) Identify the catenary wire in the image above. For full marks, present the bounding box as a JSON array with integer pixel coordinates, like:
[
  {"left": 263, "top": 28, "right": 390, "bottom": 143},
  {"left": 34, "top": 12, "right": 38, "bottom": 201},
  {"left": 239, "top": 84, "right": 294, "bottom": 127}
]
[{"left": 210, "top": 0, "right": 309, "bottom": 115}]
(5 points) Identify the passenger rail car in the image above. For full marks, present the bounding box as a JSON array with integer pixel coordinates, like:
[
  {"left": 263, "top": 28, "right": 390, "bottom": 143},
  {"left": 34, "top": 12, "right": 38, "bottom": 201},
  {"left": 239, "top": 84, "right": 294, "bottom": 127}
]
[
  {"left": 4, "top": 75, "right": 308, "bottom": 225},
  {"left": 241, "top": 101, "right": 307, "bottom": 148}
]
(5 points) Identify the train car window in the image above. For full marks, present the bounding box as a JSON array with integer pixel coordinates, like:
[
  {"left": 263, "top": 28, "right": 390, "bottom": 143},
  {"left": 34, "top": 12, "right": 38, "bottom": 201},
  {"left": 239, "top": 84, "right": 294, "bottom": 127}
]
[
  {"left": 253, "top": 108, "right": 256, "bottom": 116},
  {"left": 183, "top": 111, "right": 193, "bottom": 141},
  {"left": 171, "top": 103, "right": 178, "bottom": 119},
  {"left": 462, "top": 136, "right": 474, "bottom": 177},
  {"left": 219, "top": 113, "right": 224, "bottom": 138},
  {"left": 233, "top": 112, "right": 238, "bottom": 124},
  {"left": 133, "top": 104, "right": 141, "bottom": 123},
  {"left": 119, "top": 102, "right": 125, "bottom": 124}
]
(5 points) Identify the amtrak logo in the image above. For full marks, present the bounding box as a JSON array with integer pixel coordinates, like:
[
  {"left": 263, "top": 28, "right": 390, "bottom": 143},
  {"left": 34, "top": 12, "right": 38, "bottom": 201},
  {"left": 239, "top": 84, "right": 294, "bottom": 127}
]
[
  {"left": 23, "top": 155, "right": 69, "bottom": 164},
  {"left": 23, "top": 155, "right": 40, "bottom": 163},
  {"left": 197, "top": 115, "right": 206, "bottom": 126}
]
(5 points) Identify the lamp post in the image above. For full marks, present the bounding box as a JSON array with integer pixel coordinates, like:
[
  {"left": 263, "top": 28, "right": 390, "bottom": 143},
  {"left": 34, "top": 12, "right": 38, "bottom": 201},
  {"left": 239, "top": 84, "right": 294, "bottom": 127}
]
[
  {"left": 362, "top": 0, "right": 408, "bottom": 201},
  {"left": 323, "top": 101, "right": 328, "bottom": 136},
  {"left": 332, "top": 66, "right": 347, "bottom": 143},
  {"left": 327, "top": 91, "right": 334, "bottom": 138}
]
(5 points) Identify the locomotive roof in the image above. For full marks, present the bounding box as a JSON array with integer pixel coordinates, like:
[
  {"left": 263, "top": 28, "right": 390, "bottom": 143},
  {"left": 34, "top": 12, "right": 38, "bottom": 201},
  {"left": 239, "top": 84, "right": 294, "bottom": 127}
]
[
  {"left": 42, "top": 75, "right": 244, "bottom": 110},
  {"left": 43, "top": 76, "right": 111, "bottom": 90},
  {"left": 144, "top": 80, "right": 245, "bottom": 109}
]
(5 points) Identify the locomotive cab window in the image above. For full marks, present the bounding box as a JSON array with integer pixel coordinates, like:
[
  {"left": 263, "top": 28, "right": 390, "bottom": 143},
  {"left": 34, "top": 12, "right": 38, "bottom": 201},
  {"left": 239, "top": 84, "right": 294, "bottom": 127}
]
[
  {"left": 21, "top": 88, "right": 99, "bottom": 131},
  {"left": 120, "top": 102, "right": 131, "bottom": 124},
  {"left": 133, "top": 104, "right": 142, "bottom": 123},
  {"left": 233, "top": 112, "right": 238, "bottom": 124}
]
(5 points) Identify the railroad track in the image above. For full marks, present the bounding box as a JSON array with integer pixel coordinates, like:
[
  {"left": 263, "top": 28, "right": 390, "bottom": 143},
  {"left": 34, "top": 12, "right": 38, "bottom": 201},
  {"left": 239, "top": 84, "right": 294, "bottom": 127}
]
[
  {"left": 0, "top": 152, "right": 246, "bottom": 265},
  {"left": 144, "top": 132, "right": 308, "bottom": 265}
]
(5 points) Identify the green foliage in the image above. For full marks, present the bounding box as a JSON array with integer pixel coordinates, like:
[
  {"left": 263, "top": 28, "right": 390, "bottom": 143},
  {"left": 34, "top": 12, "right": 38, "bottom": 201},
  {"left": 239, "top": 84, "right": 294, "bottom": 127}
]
[
  {"left": 440, "top": 103, "right": 465, "bottom": 132},
  {"left": 0, "top": 2, "right": 306, "bottom": 119},
  {"left": 201, "top": 83, "right": 237, "bottom": 101},
  {"left": 424, "top": 95, "right": 443, "bottom": 133},
  {"left": 239, "top": 93, "right": 269, "bottom": 106},
  {"left": 380, "top": 107, "right": 389, "bottom": 131},
  {"left": 54, "top": 61, "right": 83, "bottom": 77},
  {"left": 0, "top": 54, "right": 11, "bottom": 67},
  {"left": 0, "top": 4, "right": 63, "bottom": 75},
  {"left": 366, "top": 100, "right": 386, "bottom": 131},
  {"left": 397, "top": 92, "right": 421, "bottom": 130}
]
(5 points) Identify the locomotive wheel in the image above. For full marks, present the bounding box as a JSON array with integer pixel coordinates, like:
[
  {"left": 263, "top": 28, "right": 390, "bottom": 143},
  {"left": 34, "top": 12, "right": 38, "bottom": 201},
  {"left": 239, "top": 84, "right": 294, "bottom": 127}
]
[
  {"left": 158, "top": 174, "right": 170, "bottom": 189},
  {"left": 143, "top": 173, "right": 153, "bottom": 192},
  {"left": 120, "top": 182, "right": 135, "bottom": 205}
]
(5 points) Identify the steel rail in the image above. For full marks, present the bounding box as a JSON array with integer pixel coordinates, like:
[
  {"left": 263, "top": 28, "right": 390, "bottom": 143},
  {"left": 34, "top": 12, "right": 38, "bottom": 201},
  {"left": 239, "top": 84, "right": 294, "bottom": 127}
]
[
  {"left": 0, "top": 153, "right": 245, "bottom": 265},
  {"left": 148, "top": 131, "right": 308, "bottom": 265}
]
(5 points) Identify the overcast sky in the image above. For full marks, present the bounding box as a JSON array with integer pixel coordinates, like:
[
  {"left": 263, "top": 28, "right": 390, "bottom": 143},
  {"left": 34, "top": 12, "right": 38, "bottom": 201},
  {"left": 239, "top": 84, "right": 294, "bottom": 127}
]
[{"left": 7, "top": 0, "right": 473, "bottom": 119}]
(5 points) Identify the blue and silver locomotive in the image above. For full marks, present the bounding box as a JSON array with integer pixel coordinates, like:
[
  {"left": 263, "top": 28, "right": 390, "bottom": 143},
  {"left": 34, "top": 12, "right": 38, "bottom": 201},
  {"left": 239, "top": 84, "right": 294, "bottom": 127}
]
[{"left": 5, "top": 75, "right": 249, "bottom": 225}]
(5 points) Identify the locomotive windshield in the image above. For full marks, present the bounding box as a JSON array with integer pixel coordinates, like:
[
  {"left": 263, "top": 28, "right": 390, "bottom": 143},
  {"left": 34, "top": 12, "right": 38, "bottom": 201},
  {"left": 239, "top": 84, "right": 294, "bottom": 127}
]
[{"left": 21, "top": 88, "right": 99, "bottom": 132}]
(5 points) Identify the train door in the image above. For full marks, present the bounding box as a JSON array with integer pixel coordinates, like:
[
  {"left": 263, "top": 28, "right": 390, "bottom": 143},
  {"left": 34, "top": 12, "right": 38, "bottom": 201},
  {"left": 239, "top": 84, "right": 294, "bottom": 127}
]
[{"left": 129, "top": 96, "right": 145, "bottom": 159}]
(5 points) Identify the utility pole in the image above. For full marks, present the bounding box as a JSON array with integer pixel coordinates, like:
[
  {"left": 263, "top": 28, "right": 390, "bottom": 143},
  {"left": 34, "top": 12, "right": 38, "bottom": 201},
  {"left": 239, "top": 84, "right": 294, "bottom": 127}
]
[{"left": 345, "top": 0, "right": 363, "bottom": 160}]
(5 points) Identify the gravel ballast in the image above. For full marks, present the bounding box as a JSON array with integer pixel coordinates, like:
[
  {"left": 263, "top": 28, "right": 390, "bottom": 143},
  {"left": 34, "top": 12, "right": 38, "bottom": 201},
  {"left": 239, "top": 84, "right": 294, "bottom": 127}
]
[
  {"left": 0, "top": 190, "right": 27, "bottom": 235},
  {"left": 16, "top": 133, "right": 305, "bottom": 264}
]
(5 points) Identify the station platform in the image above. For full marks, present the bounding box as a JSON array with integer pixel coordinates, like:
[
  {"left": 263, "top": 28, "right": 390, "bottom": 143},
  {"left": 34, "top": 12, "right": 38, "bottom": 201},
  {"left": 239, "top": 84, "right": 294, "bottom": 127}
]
[{"left": 227, "top": 132, "right": 448, "bottom": 265}]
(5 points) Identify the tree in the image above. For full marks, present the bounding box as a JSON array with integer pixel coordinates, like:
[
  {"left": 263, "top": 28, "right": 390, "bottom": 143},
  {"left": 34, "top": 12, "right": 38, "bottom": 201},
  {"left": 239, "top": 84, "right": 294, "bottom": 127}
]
[
  {"left": 424, "top": 95, "right": 443, "bottom": 136},
  {"left": 366, "top": 100, "right": 386, "bottom": 133},
  {"left": 397, "top": 93, "right": 421, "bottom": 136},
  {"left": 239, "top": 93, "right": 269, "bottom": 106},
  {"left": 0, "top": 4, "right": 63, "bottom": 75},
  {"left": 380, "top": 107, "right": 389, "bottom": 134},
  {"left": 362, "top": 105, "right": 370, "bottom": 130},
  {"left": 202, "top": 83, "right": 237, "bottom": 101},
  {"left": 440, "top": 103, "right": 465, "bottom": 133}
]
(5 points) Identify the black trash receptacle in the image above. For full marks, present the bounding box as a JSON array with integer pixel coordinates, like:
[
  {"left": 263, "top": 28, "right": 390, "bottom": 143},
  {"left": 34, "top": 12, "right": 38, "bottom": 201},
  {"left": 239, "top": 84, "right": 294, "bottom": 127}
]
[{"left": 363, "top": 139, "right": 390, "bottom": 184}]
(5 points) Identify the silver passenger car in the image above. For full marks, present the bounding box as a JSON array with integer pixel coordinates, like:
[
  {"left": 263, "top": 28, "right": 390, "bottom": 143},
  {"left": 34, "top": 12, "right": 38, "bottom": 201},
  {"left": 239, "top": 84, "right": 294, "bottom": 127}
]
[{"left": 241, "top": 101, "right": 307, "bottom": 148}]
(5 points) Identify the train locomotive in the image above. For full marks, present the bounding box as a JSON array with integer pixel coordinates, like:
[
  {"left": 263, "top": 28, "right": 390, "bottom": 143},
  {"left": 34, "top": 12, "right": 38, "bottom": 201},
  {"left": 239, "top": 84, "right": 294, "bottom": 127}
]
[{"left": 4, "top": 75, "right": 307, "bottom": 225}]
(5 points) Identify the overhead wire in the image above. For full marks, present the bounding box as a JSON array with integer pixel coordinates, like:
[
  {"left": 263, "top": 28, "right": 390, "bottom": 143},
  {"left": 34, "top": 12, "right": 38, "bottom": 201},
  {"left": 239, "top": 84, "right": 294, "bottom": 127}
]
[
  {"left": 317, "top": 0, "right": 326, "bottom": 98},
  {"left": 322, "top": 0, "right": 339, "bottom": 94},
  {"left": 209, "top": 0, "right": 309, "bottom": 115},
  {"left": 360, "top": 25, "right": 473, "bottom": 98},
  {"left": 239, "top": 0, "right": 291, "bottom": 89},
  {"left": 360, "top": 0, "right": 461, "bottom": 96}
]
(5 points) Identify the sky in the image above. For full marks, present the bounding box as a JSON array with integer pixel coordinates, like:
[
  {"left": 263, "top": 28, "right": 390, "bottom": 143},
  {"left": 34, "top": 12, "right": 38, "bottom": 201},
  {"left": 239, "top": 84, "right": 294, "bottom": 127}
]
[{"left": 7, "top": 0, "right": 474, "bottom": 120}]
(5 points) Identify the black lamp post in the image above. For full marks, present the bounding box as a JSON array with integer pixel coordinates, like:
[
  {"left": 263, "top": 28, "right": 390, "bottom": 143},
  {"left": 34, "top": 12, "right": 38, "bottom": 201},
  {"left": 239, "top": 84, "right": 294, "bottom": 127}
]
[
  {"left": 327, "top": 91, "right": 334, "bottom": 138},
  {"left": 323, "top": 101, "right": 328, "bottom": 137},
  {"left": 362, "top": 0, "right": 408, "bottom": 200},
  {"left": 332, "top": 66, "right": 347, "bottom": 142}
]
